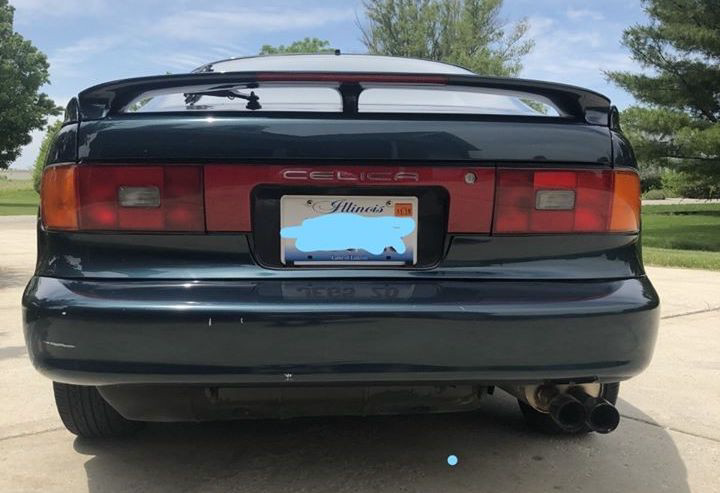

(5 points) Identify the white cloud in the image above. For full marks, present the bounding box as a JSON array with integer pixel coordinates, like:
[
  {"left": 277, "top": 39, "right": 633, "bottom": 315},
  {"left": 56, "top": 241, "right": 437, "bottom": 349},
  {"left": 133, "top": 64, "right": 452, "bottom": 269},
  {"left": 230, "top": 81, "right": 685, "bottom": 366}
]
[
  {"left": 151, "top": 53, "right": 212, "bottom": 71},
  {"left": 526, "top": 15, "right": 555, "bottom": 37},
  {"left": 566, "top": 9, "right": 605, "bottom": 21},
  {"left": 210, "top": 45, "right": 248, "bottom": 59},
  {"left": 148, "top": 46, "right": 259, "bottom": 73},
  {"left": 41, "top": 4, "right": 354, "bottom": 77},
  {"left": 10, "top": 0, "right": 110, "bottom": 17},
  {"left": 151, "top": 7, "right": 355, "bottom": 42},
  {"left": 520, "top": 15, "right": 640, "bottom": 104},
  {"left": 152, "top": 43, "right": 253, "bottom": 71},
  {"left": 48, "top": 35, "right": 127, "bottom": 78}
]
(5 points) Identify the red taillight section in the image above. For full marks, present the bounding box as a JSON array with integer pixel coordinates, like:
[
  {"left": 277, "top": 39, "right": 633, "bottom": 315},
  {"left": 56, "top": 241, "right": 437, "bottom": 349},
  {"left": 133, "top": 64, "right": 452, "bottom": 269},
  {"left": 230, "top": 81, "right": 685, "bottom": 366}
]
[
  {"left": 41, "top": 165, "right": 204, "bottom": 232},
  {"left": 493, "top": 169, "right": 639, "bottom": 234},
  {"left": 204, "top": 165, "right": 495, "bottom": 233}
]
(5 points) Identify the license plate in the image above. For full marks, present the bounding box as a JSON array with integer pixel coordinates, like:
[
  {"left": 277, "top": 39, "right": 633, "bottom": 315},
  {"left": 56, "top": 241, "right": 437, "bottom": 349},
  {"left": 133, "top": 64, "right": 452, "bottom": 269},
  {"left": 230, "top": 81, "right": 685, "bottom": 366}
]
[{"left": 280, "top": 195, "right": 418, "bottom": 266}]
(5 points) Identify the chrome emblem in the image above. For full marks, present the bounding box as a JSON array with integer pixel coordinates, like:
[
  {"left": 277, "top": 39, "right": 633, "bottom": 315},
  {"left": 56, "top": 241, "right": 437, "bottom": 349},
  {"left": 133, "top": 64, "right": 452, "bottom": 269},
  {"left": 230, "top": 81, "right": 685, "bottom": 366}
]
[{"left": 281, "top": 170, "right": 420, "bottom": 182}]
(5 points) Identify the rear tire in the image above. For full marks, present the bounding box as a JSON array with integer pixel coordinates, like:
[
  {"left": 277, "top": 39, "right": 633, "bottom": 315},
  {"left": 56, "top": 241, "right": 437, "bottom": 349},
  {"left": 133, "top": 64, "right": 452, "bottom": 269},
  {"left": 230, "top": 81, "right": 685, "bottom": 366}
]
[
  {"left": 53, "top": 382, "right": 143, "bottom": 438},
  {"left": 518, "top": 383, "right": 620, "bottom": 434}
]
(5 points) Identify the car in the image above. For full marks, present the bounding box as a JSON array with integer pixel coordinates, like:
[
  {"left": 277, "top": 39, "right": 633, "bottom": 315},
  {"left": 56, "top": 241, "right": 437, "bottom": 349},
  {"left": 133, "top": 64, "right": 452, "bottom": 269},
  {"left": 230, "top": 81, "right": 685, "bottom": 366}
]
[{"left": 23, "top": 54, "right": 659, "bottom": 438}]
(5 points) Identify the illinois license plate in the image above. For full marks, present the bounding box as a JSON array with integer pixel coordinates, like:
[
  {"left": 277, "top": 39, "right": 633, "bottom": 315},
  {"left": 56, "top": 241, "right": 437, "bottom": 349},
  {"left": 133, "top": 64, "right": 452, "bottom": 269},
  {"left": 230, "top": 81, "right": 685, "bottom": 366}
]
[{"left": 280, "top": 195, "right": 418, "bottom": 266}]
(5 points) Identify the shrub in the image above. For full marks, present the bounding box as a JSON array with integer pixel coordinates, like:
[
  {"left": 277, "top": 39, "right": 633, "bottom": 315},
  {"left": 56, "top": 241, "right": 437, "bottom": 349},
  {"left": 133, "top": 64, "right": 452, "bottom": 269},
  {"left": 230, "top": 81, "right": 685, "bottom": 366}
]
[
  {"left": 662, "top": 169, "right": 720, "bottom": 199},
  {"left": 638, "top": 164, "right": 663, "bottom": 192},
  {"left": 642, "top": 189, "right": 666, "bottom": 200},
  {"left": 32, "top": 120, "right": 63, "bottom": 193}
]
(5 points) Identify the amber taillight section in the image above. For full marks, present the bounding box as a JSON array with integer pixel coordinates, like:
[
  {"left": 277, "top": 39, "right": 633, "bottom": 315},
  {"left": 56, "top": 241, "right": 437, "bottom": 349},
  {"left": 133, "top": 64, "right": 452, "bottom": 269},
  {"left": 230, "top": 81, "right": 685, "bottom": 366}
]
[
  {"left": 610, "top": 171, "right": 642, "bottom": 232},
  {"left": 41, "top": 165, "right": 78, "bottom": 230},
  {"left": 493, "top": 169, "right": 640, "bottom": 234},
  {"left": 204, "top": 164, "right": 496, "bottom": 233}
]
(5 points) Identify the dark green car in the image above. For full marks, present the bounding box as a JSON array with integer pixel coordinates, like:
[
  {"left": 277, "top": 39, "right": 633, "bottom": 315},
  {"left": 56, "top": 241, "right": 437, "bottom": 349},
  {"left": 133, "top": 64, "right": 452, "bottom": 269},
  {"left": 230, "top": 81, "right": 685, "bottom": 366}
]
[{"left": 23, "top": 55, "right": 659, "bottom": 438}]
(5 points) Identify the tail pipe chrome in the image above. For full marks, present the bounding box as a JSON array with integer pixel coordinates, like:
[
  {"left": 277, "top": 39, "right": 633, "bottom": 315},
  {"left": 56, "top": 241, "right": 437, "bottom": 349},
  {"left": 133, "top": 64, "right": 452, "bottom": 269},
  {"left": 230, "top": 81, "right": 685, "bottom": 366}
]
[
  {"left": 570, "top": 389, "right": 621, "bottom": 434},
  {"left": 547, "top": 393, "right": 587, "bottom": 432},
  {"left": 502, "top": 384, "right": 620, "bottom": 434}
]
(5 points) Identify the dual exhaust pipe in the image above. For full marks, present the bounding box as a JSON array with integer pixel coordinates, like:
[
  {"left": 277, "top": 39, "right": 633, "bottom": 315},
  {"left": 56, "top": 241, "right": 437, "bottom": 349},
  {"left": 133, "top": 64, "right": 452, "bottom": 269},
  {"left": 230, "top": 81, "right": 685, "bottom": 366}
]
[
  {"left": 548, "top": 390, "right": 620, "bottom": 433},
  {"left": 504, "top": 385, "right": 620, "bottom": 433}
]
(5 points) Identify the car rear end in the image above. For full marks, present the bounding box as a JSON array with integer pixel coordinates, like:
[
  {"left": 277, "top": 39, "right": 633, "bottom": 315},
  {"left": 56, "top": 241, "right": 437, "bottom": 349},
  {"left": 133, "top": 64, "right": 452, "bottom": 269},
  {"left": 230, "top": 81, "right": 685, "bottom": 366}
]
[{"left": 22, "top": 55, "right": 659, "bottom": 437}]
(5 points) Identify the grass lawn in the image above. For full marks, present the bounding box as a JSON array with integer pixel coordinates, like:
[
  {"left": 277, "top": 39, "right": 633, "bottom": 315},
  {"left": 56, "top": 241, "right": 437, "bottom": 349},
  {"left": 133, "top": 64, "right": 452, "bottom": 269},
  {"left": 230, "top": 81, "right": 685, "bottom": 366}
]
[
  {"left": 643, "top": 247, "right": 720, "bottom": 271},
  {"left": 642, "top": 203, "right": 720, "bottom": 270},
  {"left": 0, "top": 179, "right": 38, "bottom": 216}
]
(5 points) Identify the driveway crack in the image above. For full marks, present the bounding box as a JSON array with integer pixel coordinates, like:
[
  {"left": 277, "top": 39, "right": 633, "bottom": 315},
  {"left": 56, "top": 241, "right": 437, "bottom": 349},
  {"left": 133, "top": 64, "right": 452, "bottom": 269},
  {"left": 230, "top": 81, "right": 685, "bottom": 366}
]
[
  {"left": 0, "top": 427, "right": 63, "bottom": 442},
  {"left": 621, "top": 414, "right": 720, "bottom": 443},
  {"left": 661, "top": 306, "right": 720, "bottom": 320}
]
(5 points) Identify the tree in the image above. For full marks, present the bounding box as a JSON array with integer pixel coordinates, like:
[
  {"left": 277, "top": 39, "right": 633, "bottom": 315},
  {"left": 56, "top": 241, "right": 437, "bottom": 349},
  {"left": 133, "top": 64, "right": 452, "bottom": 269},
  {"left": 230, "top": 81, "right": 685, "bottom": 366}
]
[
  {"left": 359, "top": 0, "right": 533, "bottom": 76},
  {"left": 607, "top": 0, "right": 720, "bottom": 198},
  {"left": 259, "top": 38, "right": 334, "bottom": 55},
  {"left": 32, "top": 119, "right": 62, "bottom": 193},
  {"left": 0, "top": 0, "right": 62, "bottom": 170}
]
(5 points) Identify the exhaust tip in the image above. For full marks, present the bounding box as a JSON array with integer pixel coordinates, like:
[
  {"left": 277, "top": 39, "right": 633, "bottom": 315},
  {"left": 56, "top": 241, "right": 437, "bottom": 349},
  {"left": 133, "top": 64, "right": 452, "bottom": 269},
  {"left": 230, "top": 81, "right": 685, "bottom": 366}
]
[
  {"left": 587, "top": 400, "right": 620, "bottom": 434},
  {"left": 549, "top": 394, "right": 587, "bottom": 432}
]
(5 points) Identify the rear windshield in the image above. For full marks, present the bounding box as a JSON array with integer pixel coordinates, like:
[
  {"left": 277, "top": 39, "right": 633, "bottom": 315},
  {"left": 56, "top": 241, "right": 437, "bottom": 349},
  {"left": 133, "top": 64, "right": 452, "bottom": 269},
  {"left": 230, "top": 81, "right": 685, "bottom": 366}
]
[
  {"left": 359, "top": 86, "right": 557, "bottom": 115},
  {"left": 127, "top": 86, "right": 342, "bottom": 113},
  {"left": 123, "top": 83, "right": 559, "bottom": 116}
]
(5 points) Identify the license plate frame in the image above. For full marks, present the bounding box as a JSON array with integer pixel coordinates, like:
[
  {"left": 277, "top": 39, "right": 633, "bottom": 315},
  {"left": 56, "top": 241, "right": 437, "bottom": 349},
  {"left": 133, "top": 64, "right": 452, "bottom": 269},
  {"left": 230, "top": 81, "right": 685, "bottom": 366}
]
[{"left": 280, "top": 195, "right": 419, "bottom": 266}]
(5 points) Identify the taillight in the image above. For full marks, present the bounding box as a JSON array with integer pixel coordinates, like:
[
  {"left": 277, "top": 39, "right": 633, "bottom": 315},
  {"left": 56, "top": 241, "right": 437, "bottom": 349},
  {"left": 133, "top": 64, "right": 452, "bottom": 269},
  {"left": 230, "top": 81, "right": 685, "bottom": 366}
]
[
  {"left": 41, "top": 165, "right": 204, "bottom": 232},
  {"left": 41, "top": 164, "right": 639, "bottom": 236},
  {"left": 493, "top": 169, "right": 640, "bottom": 234},
  {"left": 609, "top": 171, "right": 641, "bottom": 232},
  {"left": 41, "top": 165, "right": 78, "bottom": 230}
]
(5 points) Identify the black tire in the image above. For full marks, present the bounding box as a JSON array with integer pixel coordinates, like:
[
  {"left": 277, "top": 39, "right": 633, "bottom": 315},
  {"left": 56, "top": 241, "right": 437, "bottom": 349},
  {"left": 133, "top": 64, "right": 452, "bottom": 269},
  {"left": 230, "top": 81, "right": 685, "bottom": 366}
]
[
  {"left": 53, "top": 382, "right": 143, "bottom": 438},
  {"left": 518, "top": 383, "right": 620, "bottom": 435}
]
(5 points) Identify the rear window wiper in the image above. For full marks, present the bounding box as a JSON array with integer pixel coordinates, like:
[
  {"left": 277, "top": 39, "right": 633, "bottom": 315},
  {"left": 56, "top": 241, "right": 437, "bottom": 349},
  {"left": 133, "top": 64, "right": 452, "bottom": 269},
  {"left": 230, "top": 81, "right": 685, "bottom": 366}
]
[{"left": 184, "top": 86, "right": 261, "bottom": 110}]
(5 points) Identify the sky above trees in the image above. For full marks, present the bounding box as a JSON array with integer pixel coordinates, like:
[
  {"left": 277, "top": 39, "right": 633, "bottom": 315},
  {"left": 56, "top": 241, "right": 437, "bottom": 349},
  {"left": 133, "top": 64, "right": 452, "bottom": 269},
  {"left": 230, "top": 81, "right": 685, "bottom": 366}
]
[{"left": 9, "top": 0, "right": 648, "bottom": 168}]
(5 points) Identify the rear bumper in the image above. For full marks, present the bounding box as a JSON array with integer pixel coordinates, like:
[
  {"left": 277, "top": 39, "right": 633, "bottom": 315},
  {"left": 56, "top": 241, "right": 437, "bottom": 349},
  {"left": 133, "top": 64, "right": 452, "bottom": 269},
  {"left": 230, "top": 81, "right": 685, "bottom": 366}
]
[{"left": 23, "top": 276, "right": 659, "bottom": 386}]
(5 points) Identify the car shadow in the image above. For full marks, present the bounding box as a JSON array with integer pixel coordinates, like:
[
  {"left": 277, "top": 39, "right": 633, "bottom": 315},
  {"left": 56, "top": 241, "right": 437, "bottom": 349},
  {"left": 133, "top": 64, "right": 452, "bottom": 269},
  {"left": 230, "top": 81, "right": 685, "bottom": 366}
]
[{"left": 74, "top": 392, "right": 690, "bottom": 493}]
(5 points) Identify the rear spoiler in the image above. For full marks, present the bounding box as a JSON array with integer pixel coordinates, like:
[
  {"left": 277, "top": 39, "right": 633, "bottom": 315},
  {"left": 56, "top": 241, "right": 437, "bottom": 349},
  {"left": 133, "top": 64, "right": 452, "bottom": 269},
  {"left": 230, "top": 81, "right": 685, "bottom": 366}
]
[{"left": 68, "top": 72, "right": 613, "bottom": 126}]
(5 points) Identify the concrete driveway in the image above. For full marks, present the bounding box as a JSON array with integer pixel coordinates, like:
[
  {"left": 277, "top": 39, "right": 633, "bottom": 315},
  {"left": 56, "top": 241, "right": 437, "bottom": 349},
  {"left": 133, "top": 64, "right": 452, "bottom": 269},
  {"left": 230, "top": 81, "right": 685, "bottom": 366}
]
[{"left": 1, "top": 216, "right": 718, "bottom": 493}]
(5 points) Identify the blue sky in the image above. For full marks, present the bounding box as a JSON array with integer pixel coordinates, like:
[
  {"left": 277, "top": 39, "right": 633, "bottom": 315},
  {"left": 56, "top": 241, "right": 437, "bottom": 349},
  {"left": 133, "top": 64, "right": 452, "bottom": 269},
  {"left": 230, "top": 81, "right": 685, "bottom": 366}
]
[{"left": 9, "top": 0, "right": 648, "bottom": 168}]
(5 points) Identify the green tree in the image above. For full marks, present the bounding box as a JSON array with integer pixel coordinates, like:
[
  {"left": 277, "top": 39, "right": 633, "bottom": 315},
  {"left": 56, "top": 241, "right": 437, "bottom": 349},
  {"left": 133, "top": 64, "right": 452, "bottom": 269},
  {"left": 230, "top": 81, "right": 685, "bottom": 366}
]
[
  {"left": 0, "top": 0, "right": 62, "bottom": 170},
  {"left": 32, "top": 119, "right": 62, "bottom": 193},
  {"left": 608, "top": 0, "right": 720, "bottom": 198},
  {"left": 359, "top": 0, "right": 533, "bottom": 76},
  {"left": 259, "top": 37, "right": 334, "bottom": 55}
]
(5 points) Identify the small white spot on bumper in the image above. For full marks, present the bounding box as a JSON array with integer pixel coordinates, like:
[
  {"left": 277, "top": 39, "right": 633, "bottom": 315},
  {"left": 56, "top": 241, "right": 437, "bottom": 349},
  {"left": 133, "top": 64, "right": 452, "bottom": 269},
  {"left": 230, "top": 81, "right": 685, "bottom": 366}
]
[{"left": 43, "top": 341, "right": 76, "bottom": 349}]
